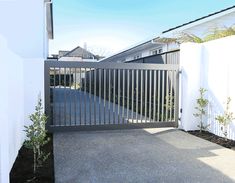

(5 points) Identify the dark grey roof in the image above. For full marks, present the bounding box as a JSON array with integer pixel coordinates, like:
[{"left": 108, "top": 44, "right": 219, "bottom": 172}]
[
  {"left": 63, "top": 46, "right": 97, "bottom": 59},
  {"left": 162, "top": 5, "right": 235, "bottom": 34},
  {"left": 58, "top": 51, "right": 69, "bottom": 58}
]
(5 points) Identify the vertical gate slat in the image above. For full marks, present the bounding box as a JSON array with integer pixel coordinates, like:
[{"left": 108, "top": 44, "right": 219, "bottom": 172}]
[
  {"left": 170, "top": 71, "right": 173, "bottom": 122},
  {"left": 84, "top": 68, "right": 87, "bottom": 125},
  {"left": 131, "top": 69, "right": 134, "bottom": 123},
  {"left": 94, "top": 69, "right": 97, "bottom": 125},
  {"left": 69, "top": 68, "right": 72, "bottom": 126},
  {"left": 99, "top": 69, "right": 101, "bottom": 124},
  {"left": 153, "top": 70, "right": 156, "bottom": 122},
  {"left": 136, "top": 70, "right": 139, "bottom": 123},
  {"left": 59, "top": 67, "right": 61, "bottom": 126},
  {"left": 104, "top": 69, "right": 106, "bottom": 124},
  {"left": 161, "top": 70, "right": 165, "bottom": 122},
  {"left": 140, "top": 70, "right": 143, "bottom": 123},
  {"left": 165, "top": 71, "right": 169, "bottom": 122},
  {"left": 127, "top": 69, "right": 130, "bottom": 123},
  {"left": 89, "top": 68, "right": 92, "bottom": 125},
  {"left": 122, "top": 69, "right": 125, "bottom": 124},
  {"left": 108, "top": 69, "right": 111, "bottom": 124},
  {"left": 157, "top": 70, "right": 160, "bottom": 122},
  {"left": 145, "top": 70, "right": 147, "bottom": 123},
  {"left": 149, "top": 70, "right": 152, "bottom": 123},
  {"left": 118, "top": 69, "right": 120, "bottom": 123},
  {"left": 113, "top": 69, "right": 116, "bottom": 124},
  {"left": 79, "top": 68, "right": 82, "bottom": 125},
  {"left": 64, "top": 67, "right": 67, "bottom": 126},
  {"left": 74, "top": 68, "right": 77, "bottom": 125}
]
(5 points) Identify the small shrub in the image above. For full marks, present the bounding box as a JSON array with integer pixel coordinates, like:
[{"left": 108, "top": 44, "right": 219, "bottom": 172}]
[
  {"left": 193, "top": 88, "right": 209, "bottom": 132},
  {"left": 215, "top": 97, "right": 235, "bottom": 139},
  {"left": 24, "top": 95, "right": 50, "bottom": 176},
  {"left": 164, "top": 92, "right": 175, "bottom": 121}
]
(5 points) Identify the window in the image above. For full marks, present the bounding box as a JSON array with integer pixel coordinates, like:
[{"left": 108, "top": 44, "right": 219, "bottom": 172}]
[
  {"left": 121, "top": 58, "right": 126, "bottom": 62},
  {"left": 150, "top": 48, "right": 163, "bottom": 55},
  {"left": 133, "top": 53, "right": 142, "bottom": 60},
  {"left": 158, "top": 49, "right": 163, "bottom": 54},
  {"left": 150, "top": 50, "right": 158, "bottom": 55}
]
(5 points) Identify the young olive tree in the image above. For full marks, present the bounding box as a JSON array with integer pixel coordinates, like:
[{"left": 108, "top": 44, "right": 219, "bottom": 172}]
[
  {"left": 216, "top": 97, "right": 235, "bottom": 140},
  {"left": 24, "top": 95, "right": 50, "bottom": 175},
  {"left": 193, "top": 88, "right": 209, "bottom": 132}
]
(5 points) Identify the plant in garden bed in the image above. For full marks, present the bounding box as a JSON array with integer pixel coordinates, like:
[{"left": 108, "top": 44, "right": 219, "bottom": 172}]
[
  {"left": 216, "top": 97, "right": 235, "bottom": 140},
  {"left": 71, "top": 82, "right": 80, "bottom": 89},
  {"left": 193, "top": 88, "right": 209, "bottom": 133},
  {"left": 24, "top": 95, "right": 50, "bottom": 181},
  {"left": 164, "top": 92, "right": 175, "bottom": 121}
]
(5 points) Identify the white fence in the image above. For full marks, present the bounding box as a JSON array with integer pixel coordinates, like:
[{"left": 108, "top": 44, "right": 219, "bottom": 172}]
[
  {"left": 180, "top": 35, "right": 235, "bottom": 140},
  {"left": 0, "top": 38, "right": 44, "bottom": 183},
  {"left": 0, "top": 0, "right": 47, "bottom": 182}
]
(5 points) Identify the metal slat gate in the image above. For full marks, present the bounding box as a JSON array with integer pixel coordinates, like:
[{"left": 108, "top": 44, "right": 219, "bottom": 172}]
[{"left": 45, "top": 61, "right": 179, "bottom": 132}]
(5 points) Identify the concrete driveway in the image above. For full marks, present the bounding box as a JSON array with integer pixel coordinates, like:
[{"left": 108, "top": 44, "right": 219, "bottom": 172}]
[{"left": 53, "top": 128, "right": 235, "bottom": 183}]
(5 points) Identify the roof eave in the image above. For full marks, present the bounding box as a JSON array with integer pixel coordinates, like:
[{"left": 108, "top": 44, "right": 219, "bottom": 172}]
[{"left": 161, "top": 5, "right": 235, "bottom": 35}]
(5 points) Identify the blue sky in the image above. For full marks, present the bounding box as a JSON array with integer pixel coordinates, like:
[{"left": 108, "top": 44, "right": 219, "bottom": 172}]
[{"left": 49, "top": 0, "right": 235, "bottom": 56}]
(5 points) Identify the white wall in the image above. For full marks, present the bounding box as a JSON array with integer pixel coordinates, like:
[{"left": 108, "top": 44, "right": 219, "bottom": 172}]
[
  {"left": 0, "top": 0, "right": 47, "bottom": 182},
  {"left": 180, "top": 35, "right": 235, "bottom": 140},
  {"left": 0, "top": 36, "right": 25, "bottom": 183},
  {"left": 0, "top": 0, "right": 46, "bottom": 58},
  {"left": 125, "top": 47, "right": 163, "bottom": 61},
  {"left": 59, "top": 57, "right": 98, "bottom": 62}
]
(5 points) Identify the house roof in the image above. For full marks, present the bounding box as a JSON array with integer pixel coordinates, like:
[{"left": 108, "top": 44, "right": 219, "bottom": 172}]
[
  {"left": 61, "top": 46, "right": 98, "bottom": 59},
  {"left": 100, "top": 40, "right": 163, "bottom": 62},
  {"left": 100, "top": 5, "right": 235, "bottom": 62},
  {"left": 162, "top": 5, "right": 235, "bottom": 34},
  {"left": 58, "top": 51, "right": 69, "bottom": 58}
]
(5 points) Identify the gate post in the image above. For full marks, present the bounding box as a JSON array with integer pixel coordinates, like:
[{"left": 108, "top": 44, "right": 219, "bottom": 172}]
[
  {"left": 175, "top": 69, "right": 180, "bottom": 128},
  {"left": 44, "top": 61, "right": 52, "bottom": 130}
]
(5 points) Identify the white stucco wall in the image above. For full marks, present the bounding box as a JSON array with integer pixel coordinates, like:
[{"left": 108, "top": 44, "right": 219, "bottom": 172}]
[
  {"left": 0, "top": 0, "right": 47, "bottom": 58},
  {"left": 0, "top": 36, "right": 24, "bottom": 183},
  {"left": 180, "top": 35, "right": 235, "bottom": 140},
  {"left": 0, "top": 0, "right": 47, "bottom": 182}
]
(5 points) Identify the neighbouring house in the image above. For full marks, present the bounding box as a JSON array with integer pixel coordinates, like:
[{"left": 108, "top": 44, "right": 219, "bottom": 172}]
[
  {"left": 49, "top": 46, "right": 100, "bottom": 85},
  {"left": 0, "top": 0, "right": 53, "bottom": 183},
  {"left": 51, "top": 46, "right": 102, "bottom": 85},
  {"left": 58, "top": 46, "right": 101, "bottom": 61},
  {"left": 101, "top": 5, "right": 235, "bottom": 63}
]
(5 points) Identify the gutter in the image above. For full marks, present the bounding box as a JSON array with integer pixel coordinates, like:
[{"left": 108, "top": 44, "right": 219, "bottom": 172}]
[{"left": 45, "top": 0, "right": 54, "bottom": 39}]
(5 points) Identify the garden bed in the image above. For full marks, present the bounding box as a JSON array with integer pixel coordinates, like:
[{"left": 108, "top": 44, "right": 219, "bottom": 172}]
[
  {"left": 188, "top": 130, "right": 235, "bottom": 150},
  {"left": 10, "top": 133, "right": 54, "bottom": 183}
]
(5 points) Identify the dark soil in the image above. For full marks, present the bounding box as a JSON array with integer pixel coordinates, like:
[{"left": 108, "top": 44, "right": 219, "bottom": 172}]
[
  {"left": 188, "top": 130, "right": 235, "bottom": 150},
  {"left": 10, "top": 134, "right": 54, "bottom": 183}
]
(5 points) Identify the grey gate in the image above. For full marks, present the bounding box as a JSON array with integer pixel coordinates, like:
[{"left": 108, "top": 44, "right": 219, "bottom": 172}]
[{"left": 45, "top": 61, "right": 179, "bottom": 131}]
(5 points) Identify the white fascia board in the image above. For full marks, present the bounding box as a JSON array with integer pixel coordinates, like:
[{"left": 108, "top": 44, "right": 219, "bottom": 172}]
[{"left": 161, "top": 8, "right": 235, "bottom": 38}]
